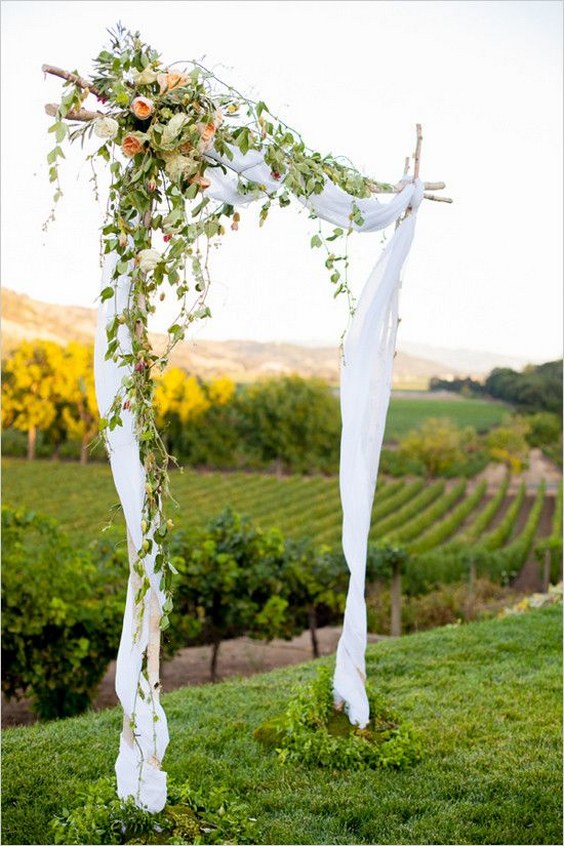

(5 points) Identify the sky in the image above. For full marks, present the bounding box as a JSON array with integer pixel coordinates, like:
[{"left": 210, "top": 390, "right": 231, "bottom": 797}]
[{"left": 1, "top": 0, "right": 562, "bottom": 363}]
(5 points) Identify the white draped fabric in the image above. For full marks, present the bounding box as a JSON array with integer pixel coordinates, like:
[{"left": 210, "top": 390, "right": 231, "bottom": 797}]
[{"left": 94, "top": 145, "right": 423, "bottom": 809}]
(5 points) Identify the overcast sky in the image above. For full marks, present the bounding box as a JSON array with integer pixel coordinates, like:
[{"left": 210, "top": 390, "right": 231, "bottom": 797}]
[{"left": 1, "top": 0, "right": 562, "bottom": 362}]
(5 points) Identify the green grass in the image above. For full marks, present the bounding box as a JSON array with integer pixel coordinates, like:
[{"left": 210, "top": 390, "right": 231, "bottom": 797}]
[
  {"left": 2, "top": 606, "right": 561, "bottom": 845},
  {"left": 384, "top": 397, "right": 508, "bottom": 441}
]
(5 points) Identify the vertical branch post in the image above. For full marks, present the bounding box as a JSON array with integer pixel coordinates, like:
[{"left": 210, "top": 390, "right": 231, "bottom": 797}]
[{"left": 138, "top": 204, "right": 162, "bottom": 728}]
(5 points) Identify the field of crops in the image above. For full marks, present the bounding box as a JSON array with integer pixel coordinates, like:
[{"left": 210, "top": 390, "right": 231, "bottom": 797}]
[
  {"left": 383, "top": 395, "right": 508, "bottom": 439},
  {"left": 3, "top": 460, "right": 559, "bottom": 563}
]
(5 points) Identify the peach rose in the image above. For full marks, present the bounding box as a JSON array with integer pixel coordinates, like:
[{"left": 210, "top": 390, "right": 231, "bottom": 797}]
[
  {"left": 157, "top": 72, "right": 189, "bottom": 94},
  {"left": 198, "top": 122, "right": 216, "bottom": 143},
  {"left": 131, "top": 96, "right": 154, "bottom": 120},
  {"left": 122, "top": 133, "right": 146, "bottom": 158},
  {"left": 189, "top": 174, "right": 211, "bottom": 190}
]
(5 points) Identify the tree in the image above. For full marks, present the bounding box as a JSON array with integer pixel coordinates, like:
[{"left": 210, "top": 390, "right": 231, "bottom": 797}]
[
  {"left": 398, "top": 417, "right": 478, "bottom": 477},
  {"left": 485, "top": 416, "right": 530, "bottom": 473},
  {"left": 59, "top": 343, "right": 99, "bottom": 464},
  {"left": 236, "top": 376, "right": 341, "bottom": 474},
  {"left": 170, "top": 509, "right": 301, "bottom": 681},
  {"left": 1, "top": 341, "right": 64, "bottom": 460}
]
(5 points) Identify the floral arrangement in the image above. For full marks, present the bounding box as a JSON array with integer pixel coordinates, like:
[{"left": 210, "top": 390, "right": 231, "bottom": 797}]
[{"left": 44, "top": 23, "right": 390, "bottom": 625}]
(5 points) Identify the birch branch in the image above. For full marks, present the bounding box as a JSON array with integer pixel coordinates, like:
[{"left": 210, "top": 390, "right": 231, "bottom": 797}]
[
  {"left": 413, "top": 123, "right": 423, "bottom": 179},
  {"left": 45, "top": 102, "right": 103, "bottom": 122},
  {"left": 42, "top": 64, "right": 102, "bottom": 98}
]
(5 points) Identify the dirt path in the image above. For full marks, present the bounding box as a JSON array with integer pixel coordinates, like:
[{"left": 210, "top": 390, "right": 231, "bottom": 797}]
[{"left": 1, "top": 626, "right": 386, "bottom": 729}]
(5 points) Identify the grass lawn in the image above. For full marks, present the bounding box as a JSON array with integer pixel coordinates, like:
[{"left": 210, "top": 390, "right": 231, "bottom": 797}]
[
  {"left": 384, "top": 396, "right": 508, "bottom": 441},
  {"left": 2, "top": 606, "right": 561, "bottom": 845}
]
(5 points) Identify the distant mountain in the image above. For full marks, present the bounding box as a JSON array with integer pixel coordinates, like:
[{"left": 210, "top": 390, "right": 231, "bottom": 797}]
[
  {"left": 0, "top": 288, "right": 526, "bottom": 384},
  {"left": 400, "top": 341, "right": 535, "bottom": 376}
]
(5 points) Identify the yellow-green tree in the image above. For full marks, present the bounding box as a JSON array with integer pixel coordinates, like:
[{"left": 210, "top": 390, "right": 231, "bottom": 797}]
[
  {"left": 485, "top": 416, "right": 530, "bottom": 474},
  {"left": 398, "top": 417, "right": 478, "bottom": 477},
  {"left": 60, "top": 343, "right": 99, "bottom": 464},
  {"left": 2, "top": 341, "right": 65, "bottom": 460}
]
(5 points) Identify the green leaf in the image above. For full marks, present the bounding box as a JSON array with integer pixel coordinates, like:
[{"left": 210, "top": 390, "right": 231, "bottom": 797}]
[
  {"left": 100, "top": 286, "right": 115, "bottom": 302},
  {"left": 55, "top": 122, "right": 67, "bottom": 143},
  {"left": 310, "top": 234, "right": 322, "bottom": 248}
]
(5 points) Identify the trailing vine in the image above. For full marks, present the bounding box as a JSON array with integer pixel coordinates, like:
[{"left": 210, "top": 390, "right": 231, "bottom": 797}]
[{"left": 44, "top": 23, "right": 396, "bottom": 626}]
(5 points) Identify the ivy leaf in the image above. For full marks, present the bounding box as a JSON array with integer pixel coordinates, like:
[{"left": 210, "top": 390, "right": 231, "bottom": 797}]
[
  {"left": 100, "top": 286, "right": 115, "bottom": 301},
  {"left": 310, "top": 234, "right": 322, "bottom": 248}
]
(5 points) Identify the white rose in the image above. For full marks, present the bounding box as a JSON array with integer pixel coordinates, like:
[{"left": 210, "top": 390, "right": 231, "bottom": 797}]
[
  {"left": 94, "top": 116, "right": 119, "bottom": 140},
  {"left": 136, "top": 249, "right": 161, "bottom": 274}
]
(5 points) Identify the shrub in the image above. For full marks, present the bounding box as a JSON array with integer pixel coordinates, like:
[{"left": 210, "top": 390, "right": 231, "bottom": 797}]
[
  {"left": 1, "top": 506, "right": 126, "bottom": 719},
  {"left": 51, "top": 776, "right": 254, "bottom": 844},
  {"left": 170, "top": 509, "right": 303, "bottom": 680},
  {"left": 254, "top": 666, "right": 422, "bottom": 770}
]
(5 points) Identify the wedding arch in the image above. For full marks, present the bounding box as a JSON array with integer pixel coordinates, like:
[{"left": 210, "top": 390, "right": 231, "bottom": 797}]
[{"left": 43, "top": 24, "right": 451, "bottom": 813}]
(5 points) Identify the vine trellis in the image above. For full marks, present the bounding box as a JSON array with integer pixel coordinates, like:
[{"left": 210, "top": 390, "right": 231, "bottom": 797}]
[{"left": 43, "top": 24, "right": 451, "bottom": 813}]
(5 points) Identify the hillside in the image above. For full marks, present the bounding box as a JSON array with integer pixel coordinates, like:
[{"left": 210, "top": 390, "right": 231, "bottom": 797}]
[
  {"left": 2, "top": 288, "right": 478, "bottom": 384},
  {"left": 2, "top": 606, "right": 561, "bottom": 845}
]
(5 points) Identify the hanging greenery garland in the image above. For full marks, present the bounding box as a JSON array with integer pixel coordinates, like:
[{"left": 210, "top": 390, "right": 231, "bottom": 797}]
[{"left": 44, "top": 23, "right": 397, "bottom": 625}]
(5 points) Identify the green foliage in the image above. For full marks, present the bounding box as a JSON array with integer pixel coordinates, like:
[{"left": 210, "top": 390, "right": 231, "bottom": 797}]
[
  {"left": 50, "top": 776, "right": 254, "bottom": 844},
  {"left": 170, "top": 509, "right": 302, "bottom": 677},
  {"left": 255, "top": 666, "right": 422, "bottom": 770},
  {"left": 456, "top": 474, "right": 510, "bottom": 543},
  {"left": 388, "top": 480, "right": 467, "bottom": 544},
  {"left": 397, "top": 417, "right": 484, "bottom": 477},
  {"left": 485, "top": 360, "right": 563, "bottom": 414},
  {"left": 1, "top": 506, "right": 126, "bottom": 719},
  {"left": 373, "top": 480, "right": 445, "bottom": 537},
  {"left": 485, "top": 416, "right": 531, "bottom": 473},
  {"left": 2, "top": 608, "right": 562, "bottom": 846},
  {"left": 234, "top": 376, "right": 341, "bottom": 474},
  {"left": 409, "top": 480, "right": 487, "bottom": 553},
  {"left": 479, "top": 482, "right": 527, "bottom": 551}
]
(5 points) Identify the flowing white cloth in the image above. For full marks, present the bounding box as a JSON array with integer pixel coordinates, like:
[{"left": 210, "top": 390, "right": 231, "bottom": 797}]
[
  {"left": 94, "top": 252, "right": 168, "bottom": 813},
  {"left": 94, "top": 142, "right": 424, "bottom": 809},
  {"left": 335, "top": 180, "right": 424, "bottom": 726}
]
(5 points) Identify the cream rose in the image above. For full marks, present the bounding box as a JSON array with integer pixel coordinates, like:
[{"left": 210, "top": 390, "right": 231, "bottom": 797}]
[
  {"left": 136, "top": 249, "right": 161, "bottom": 274},
  {"left": 131, "top": 96, "right": 154, "bottom": 120},
  {"left": 94, "top": 116, "right": 119, "bottom": 140}
]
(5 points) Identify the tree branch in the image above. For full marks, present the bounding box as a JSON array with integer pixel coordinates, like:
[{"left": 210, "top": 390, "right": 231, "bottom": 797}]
[
  {"left": 42, "top": 64, "right": 102, "bottom": 98},
  {"left": 45, "top": 102, "right": 104, "bottom": 122},
  {"left": 413, "top": 123, "right": 423, "bottom": 179}
]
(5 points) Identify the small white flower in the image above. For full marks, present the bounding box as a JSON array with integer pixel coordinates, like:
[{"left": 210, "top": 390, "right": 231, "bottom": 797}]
[
  {"left": 136, "top": 248, "right": 161, "bottom": 274},
  {"left": 94, "top": 116, "right": 119, "bottom": 140}
]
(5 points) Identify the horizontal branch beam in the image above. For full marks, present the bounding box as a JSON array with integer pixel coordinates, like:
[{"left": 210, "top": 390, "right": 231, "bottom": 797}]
[
  {"left": 42, "top": 64, "right": 102, "bottom": 98},
  {"left": 44, "top": 102, "right": 453, "bottom": 203},
  {"left": 45, "top": 102, "right": 103, "bottom": 122},
  {"left": 424, "top": 193, "right": 453, "bottom": 203}
]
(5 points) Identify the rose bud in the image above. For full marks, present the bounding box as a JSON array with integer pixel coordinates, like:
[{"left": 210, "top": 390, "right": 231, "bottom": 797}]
[
  {"left": 135, "top": 361, "right": 147, "bottom": 373},
  {"left": 147, "top": 179, "right": 157, "bottom": 192}
]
